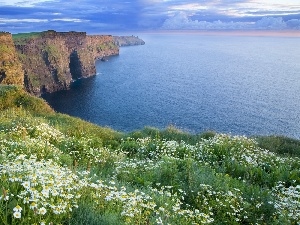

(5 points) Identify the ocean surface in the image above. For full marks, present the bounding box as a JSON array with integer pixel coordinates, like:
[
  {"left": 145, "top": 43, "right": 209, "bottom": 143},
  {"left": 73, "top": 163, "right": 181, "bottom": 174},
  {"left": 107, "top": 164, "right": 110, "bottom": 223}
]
[{"left": 42, "top": 32, "right": 300, "bottom": 138}]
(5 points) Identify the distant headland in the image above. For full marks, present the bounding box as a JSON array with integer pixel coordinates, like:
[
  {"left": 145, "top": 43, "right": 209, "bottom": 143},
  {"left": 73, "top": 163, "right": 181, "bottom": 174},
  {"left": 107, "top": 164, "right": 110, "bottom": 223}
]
[{"left": 0, "top": 30, "right": 145, "bottom": 96}]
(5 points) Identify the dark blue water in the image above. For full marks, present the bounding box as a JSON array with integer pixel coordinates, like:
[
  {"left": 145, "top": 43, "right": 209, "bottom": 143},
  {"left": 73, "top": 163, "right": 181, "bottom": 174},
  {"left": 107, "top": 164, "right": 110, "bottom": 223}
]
[{"left": 43, "top": 33, "right": 300, "bottom": 138}]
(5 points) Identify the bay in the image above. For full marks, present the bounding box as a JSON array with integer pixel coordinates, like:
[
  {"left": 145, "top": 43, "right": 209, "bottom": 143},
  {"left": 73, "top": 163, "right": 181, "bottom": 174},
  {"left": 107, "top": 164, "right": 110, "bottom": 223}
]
[{"left": 42, "top": 32, "right": 300, "bottom": 138}]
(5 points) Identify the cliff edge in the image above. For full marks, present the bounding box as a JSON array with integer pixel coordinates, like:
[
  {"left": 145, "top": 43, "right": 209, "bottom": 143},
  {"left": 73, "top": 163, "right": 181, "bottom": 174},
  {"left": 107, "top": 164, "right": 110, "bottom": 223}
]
[
  {"left": 0, "top": 30, "right": 145, "bottom": 96},
  {"left": 0, "top": 32, "right": 24, "bottom": 86},
  {"left": 113, "top": 35, "right": 145, "bottom": 46},
  {"left": 12, "top": 30, "right": 120, "bottom": 95}
]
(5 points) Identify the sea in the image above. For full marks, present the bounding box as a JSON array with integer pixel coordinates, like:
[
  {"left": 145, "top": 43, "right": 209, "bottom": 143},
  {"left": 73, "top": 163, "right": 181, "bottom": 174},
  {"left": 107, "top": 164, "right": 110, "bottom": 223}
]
[{"left": 42, "top": 32, "right": 300, "bottom": 138}]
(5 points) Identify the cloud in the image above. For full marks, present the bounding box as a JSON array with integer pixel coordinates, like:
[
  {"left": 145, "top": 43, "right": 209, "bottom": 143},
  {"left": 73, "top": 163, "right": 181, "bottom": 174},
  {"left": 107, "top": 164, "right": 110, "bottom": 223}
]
[
  {"left": 161, "top": 12, "right": 250, "bottom": 29},
  {"left": 286, "top": 19, "right": 300, "bottom": 29},
  {"left": 0, "top": 0, "right": 56, "bottom": 7},
  {"left": 0, "top": 0, "right": 300, "bottom": 32},
  {"left": 0, "top": 18, "right": 48, "bottom": 23},
  {"left": 254, "top": 17, "right": 286, "bottom": 29},
  {"left": 161, "top": 12, "right": 300, "bottom": 30},
  {"left": 51, "top": 18, "right": 90, "bottom": 23},
  {"left": 253, "top": 17, "right": 300, "bottom": 30}
]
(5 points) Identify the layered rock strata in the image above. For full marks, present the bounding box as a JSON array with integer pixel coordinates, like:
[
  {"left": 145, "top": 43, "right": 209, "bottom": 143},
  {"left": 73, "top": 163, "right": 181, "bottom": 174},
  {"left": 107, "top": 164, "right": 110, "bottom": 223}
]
[
  {"left": 0, "top": 30, "right": 145, "bottom": 96},
  {"left": 14, "top": 30, "right": 119, "bottom": 95}
]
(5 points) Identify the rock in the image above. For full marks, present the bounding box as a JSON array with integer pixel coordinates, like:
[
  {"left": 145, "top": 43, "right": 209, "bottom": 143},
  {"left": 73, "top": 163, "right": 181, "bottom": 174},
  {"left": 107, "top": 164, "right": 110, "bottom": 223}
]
[
  {"left": 0, "top": 32, "right": 24, "bottom": 86},
  {"left": 13, "top": 30, "right": 119, "bottom": 95},
  {"left": 0, "top": 30, "right": 145, "bottom": 96},
  {"left": 113, "top": 35, "right": 145, "bottom": 47}
]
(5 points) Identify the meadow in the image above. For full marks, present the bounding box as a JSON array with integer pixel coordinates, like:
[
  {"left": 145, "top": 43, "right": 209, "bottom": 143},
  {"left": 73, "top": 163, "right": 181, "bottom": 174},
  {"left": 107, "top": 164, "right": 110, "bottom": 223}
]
[{"left": 0, "top": 85, "right": 299, "bottom": 225}]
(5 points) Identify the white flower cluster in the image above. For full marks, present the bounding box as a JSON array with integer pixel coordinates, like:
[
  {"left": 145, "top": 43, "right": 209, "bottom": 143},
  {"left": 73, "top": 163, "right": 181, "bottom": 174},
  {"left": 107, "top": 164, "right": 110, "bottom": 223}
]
[
  {"left": 87, "top": 180, "right": 215, "bottom": 224},
  {"left": 119, "top": 134, "right": 300, "bottom": 173},
  {"left": 150, "top": 185, "right": 215, "bottom": 224},
  {"left": 0, "top": 121, "right": 64, "bottom": 162},
  {"left": 0, "top": 155, "right": 82, "bottom": 224},
  {"left": 27, "top": 122, "right": 65, "bottom": 144},
  {"left": 272, "top": 181, "right": 300, "bottom": 223},
  {"left": 1, "top": 117, "right": 299, "bottom": 225}
]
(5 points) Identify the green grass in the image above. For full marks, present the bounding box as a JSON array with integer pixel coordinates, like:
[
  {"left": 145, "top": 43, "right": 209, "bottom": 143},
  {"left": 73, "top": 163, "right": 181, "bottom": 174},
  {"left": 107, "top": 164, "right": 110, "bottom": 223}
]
[
  {"left": 12, "top": 32, "right": 41, "bottom": 39},
  {"left": 97, "top": 42, "right": 118, "bottom": 52},
  {"left": 0, "top": 85, "right": 299, "bottom": 225},
  {"left": 256, "top": 135, "right": 300, "bottom": 157},
  {"left": 127, "top": 125, "right": 216, "bottom": 144},
  {"left": 12, "top": 32, "right": 42, "bottom": 45},
  {"left": 0, "top": 85, "right": 53, "bottom": 114}
]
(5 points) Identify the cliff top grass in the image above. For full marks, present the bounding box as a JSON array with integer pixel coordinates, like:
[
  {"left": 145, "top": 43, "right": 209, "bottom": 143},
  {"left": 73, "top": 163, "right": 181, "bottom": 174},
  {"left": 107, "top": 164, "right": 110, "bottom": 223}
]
[
  {"left": 12, "top": 30, "right": 86, "bottom": 44},
  {"left": 0, "top": 84, "right": 300, "bottom": 225},
  {"left": 12, "top": 32, "right": 42, "bottom": 39},
  {"left": 12, "top": 32, "right": 42, "bottom": 44}
]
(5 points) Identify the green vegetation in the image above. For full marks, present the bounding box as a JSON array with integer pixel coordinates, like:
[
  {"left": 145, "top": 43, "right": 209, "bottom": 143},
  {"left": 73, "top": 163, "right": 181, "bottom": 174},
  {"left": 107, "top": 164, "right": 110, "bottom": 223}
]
[
  {"left": 17, "top": 52, "right": 27, "bottom": 62},
  {"left": 256, "top": 135, "right": 300, "bottom": 157},
  {"left": 97, "top": 42, "right": 118, "bottom": 51},
  {"left": 12, "top": 32, "right": 42, "bottom": 45},
  {"left": 0, "top": 84, "right": 299, "bottom": 225},
  {"left": 0, "top": 35, "right": 24, "bottom": 86},
  {"left": 0, "top": 85, "right": 52, "bottom": 114},
  {"left": 26, "top": 73, "right": 41, "bottom": 87},
  {"left": 0, "top": 44, "right": 11, "bottom": 55},
  {"left": 44, "top": 44, "right": 60, "bottom": 58}
]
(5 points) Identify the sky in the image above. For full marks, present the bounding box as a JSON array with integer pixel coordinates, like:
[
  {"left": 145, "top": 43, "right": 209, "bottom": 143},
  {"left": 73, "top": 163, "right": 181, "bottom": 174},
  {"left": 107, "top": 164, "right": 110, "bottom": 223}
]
[{"left": 0, "top": 0, "right": 300, "bottom": 33}]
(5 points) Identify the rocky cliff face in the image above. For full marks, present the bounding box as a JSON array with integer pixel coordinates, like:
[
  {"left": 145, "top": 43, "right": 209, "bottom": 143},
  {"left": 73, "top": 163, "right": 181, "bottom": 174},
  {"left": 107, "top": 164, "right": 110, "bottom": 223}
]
[
  {"left": 0, "top": 30, "right": 145, "bottom": 96},
  {"left": 13, "top": 30, "right": 119, "bottom": 95},
  {"left": 113, "top": 35, "right": 145, "bottom": 46},
  {"left": 0, "top": 32, "right": 24, "bottom": 86}
]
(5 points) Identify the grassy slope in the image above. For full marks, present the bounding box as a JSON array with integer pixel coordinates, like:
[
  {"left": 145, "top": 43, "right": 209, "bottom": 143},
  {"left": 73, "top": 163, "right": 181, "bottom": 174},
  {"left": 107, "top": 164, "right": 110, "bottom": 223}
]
[
  {"left": 0, "top": 84, "right": 299, "bottom": 225},
  {"left": 0, "top": 85, "right": 53, "bottom": 114},
  {"left": 0, "top": 85, "right": 120, "bottom": 139}
]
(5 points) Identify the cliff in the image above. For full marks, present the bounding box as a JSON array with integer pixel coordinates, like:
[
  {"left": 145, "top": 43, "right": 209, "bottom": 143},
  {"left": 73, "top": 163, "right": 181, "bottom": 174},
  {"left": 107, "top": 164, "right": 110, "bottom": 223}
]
[
  {"left": 0, "top": 32, "right": 24, "bottom": 86},
  {"left": 0, "top": 30, "right": 145, "bottom": 96},
  {"left": 113, "top": 35, "right": 145, "bottom": 46},
  {"left": 12, "top": 30, "right": 119, "bottom": 95}
]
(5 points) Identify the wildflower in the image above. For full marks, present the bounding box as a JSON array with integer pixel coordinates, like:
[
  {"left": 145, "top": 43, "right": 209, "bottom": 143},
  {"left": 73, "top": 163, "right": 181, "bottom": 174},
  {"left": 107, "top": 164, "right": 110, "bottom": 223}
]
[
  {"left": 30, "top": 202, "right": 37, "bottom": 210},
  {"left": 13, "top": 211, "right": 21, "bottom": 218},
  {"left": 109, "top": 180, "right": 116, "bottom": 185},
  {"left": 23, "top": 197, "right": 30, "bottom": 204},
  {"left": 53, "top": 207, "right": 61, "bottom": 214},
  {"left": 13, "top": 205, "right": 22, "bottom": 212},
  {"left": 156, "top": 217, "right": 163, "bottom": 224},
  {"left": 22, "top": 181, "right": 30, "bottom": 189},
  {"left": 38, "top": 207, "right": 47, "bottom": 215}
]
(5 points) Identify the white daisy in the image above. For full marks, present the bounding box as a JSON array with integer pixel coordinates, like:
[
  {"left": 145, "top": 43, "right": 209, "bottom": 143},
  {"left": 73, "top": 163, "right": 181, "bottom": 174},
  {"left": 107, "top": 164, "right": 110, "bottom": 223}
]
[{"left": 13, "top": 211, "right": 21, "bottom": 218}]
